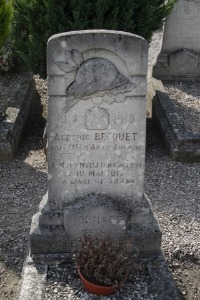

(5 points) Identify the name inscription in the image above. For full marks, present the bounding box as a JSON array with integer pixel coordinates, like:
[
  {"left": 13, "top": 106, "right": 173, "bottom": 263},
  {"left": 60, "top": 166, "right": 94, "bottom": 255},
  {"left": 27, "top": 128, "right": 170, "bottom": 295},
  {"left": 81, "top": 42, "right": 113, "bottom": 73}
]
[{"left": 52, "top": 132, "right": 137, "bottom": 142}]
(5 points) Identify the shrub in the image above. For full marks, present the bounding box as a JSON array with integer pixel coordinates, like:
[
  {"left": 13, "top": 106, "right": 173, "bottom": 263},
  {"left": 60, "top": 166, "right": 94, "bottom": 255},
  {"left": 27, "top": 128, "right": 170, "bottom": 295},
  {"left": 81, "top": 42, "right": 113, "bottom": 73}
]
[
  {"left": 0, "top": 44, "right": 14, "bottom": 73},
  {"left": 74, "top": 234, "right": 139, "bottom": 287},
  {"left": 11, "top": 0, "right": 176, "bottom": 77},
  {"left": 0, "top": 0, "right": 13, "bottom": 54}
]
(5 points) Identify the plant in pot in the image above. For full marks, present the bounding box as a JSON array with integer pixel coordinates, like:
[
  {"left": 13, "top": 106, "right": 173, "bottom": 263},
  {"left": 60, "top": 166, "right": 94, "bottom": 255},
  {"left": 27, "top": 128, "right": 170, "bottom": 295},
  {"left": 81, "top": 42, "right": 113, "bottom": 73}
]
[{"left": 74, "top": 233, "right": 139, "bottom": 296}]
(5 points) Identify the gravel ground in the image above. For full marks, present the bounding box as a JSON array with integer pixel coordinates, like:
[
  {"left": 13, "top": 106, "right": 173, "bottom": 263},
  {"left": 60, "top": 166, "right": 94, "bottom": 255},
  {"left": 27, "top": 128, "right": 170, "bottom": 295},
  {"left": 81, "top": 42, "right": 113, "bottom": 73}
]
[
  {"left": 164, "top": 81, "right": 200, "bottom": 133},
  {"left": 0, "top": 87, "right": 48, "bottom": 299},
  {"left": 148, "top": 29, "right": 163, "bottom": 75},
  {"left": 44, "top": 261, "right": 153, "bottom": 300},
  {"left": 0, "top": 30, "right": 200, "bottom": 300}
]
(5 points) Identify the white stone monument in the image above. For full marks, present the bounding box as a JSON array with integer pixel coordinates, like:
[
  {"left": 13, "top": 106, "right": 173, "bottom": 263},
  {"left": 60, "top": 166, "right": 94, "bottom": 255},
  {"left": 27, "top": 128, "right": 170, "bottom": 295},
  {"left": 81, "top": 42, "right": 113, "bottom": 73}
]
[
  {"left": 30, "top": 30, "right": 161, "bottom": 258},
  {"left": 153, "top": 0, "right": 200, "bottom": 79}
]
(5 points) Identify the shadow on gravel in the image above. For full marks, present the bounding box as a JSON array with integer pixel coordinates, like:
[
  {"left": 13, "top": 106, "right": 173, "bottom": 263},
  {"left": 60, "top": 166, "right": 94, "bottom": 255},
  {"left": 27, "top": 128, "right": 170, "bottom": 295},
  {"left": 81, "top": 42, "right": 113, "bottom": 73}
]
[
  {"left": 146, "top": 118, "right": 168, "bottom": 157},
  {"left": 0, "top": 159, "right": 47, "bottom": 300},
  {"left": 0, "top": 90, "right": 47, "bottom": 300},
  {"left": 21, "top": 90, "right": 47, "bottom": 153},
  {"left": 163, "top": 80, "right": 200, "bottom": 98},
  {"left": 172, "top": 250, "right": 200, "bottom": 266},
  {"left": 0, "top": 160, "right": 47, "bottom": 272}
]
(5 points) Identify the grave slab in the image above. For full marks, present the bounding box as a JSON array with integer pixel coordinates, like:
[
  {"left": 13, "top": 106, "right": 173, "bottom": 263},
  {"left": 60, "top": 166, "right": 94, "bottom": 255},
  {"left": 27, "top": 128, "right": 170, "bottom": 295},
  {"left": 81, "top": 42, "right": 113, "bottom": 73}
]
[
  {"left": 18, "top": 254, "right": 181, "bottom": 300},
  {"left": 0, "top": 74, "right": 36, "bottom": 161},
  {"left": 149, "top": 78, "right": 200, "bottom": 162}
]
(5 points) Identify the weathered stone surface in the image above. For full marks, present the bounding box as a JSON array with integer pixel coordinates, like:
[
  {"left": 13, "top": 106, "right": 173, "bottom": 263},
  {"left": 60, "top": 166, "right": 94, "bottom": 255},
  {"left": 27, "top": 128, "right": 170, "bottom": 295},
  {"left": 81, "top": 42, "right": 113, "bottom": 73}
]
[
  {"left": 30, "top": 193, "right": 161, "bottom": 256},
  {"left": 0, "top": 74, "right": 36, "bottom": 161},
  {"left": 30, "top": 30, "right": 161, "bottom": 258},
  {"left": 153, "top": 0, "right": 200, "bottom": 79},
  {"left": 150, "top": 78, "right": 200, "bottom": 162},
  {"left": 18, "top": 256, "right": 47, "bottom": 300}
]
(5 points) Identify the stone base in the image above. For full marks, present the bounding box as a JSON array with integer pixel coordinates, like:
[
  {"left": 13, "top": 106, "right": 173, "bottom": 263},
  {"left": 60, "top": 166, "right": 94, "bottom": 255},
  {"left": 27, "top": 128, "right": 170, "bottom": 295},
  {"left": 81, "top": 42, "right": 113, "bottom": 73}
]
[
  {"left": 153, "top": 48, "right": 200, "bottom": 80},
  {"left": 0, "top": 74, "right": 36, "bottom": 161},
  {"left": 149, "top": 78, "right": 200, "bottom": 162},
  {"left": 30, "top": 193, "right": 162, "bottom": 261}
]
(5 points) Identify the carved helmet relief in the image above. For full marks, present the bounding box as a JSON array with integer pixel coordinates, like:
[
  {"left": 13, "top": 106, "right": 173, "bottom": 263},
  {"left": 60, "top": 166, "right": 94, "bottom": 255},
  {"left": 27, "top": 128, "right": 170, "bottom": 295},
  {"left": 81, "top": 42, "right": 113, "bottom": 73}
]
[{"left": 64, "top": 58, "right": 133, "bottom": 112}]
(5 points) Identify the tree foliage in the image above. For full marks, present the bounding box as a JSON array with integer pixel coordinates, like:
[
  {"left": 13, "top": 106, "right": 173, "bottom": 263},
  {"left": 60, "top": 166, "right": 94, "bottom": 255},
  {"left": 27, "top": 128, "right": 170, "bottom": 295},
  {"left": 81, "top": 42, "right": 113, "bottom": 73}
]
[
  {"left": 0, "top": 0, "right": 13, "bottom": 53},
  {"left": 11, "top": 0, "right": 176, "bottom": 77}
]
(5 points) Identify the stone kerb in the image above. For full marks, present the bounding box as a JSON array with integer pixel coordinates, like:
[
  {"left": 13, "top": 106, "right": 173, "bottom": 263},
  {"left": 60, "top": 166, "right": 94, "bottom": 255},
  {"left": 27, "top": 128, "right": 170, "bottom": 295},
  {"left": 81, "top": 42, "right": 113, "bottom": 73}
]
[
  {"left": 153, "top": 0, "right": 200, "bottom": 79},
  {"left": 0, "top": 75, "right": 36, "bottom": 161},
  {"left": 30, "top": 30, "right": 161, "bottom": 258},
  {"left": 149, "top": 78, "right": 200, "bottom": 162}
]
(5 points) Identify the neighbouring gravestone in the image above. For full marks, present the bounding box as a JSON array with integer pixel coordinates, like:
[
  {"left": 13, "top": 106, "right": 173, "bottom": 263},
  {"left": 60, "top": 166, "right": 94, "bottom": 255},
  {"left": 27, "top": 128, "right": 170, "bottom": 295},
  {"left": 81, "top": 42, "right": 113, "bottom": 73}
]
[
  {"left": 30, "top": 30, "right": 161, "bottom": 258},
  {"left": 153, "top": 0, "right": 200, "bottom": 79},
  {"left": 0, "top": 75, "right": 36, "bottom": 161}
]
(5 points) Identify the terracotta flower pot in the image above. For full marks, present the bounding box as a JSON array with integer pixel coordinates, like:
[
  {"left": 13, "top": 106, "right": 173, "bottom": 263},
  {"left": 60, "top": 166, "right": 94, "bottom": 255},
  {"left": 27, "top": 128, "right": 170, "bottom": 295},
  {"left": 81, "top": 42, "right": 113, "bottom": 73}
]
[{"left": 77, "top": 267, "right": 118, "bottom": 295}]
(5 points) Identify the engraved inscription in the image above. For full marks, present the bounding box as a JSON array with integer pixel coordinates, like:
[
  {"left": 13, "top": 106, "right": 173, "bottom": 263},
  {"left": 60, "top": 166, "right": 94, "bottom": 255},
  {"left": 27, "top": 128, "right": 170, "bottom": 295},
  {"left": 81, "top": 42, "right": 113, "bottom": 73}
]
[
  {"left": 50, "top": 132, "right": 138, "bottom": 143},
  {"left": 48, "top": 95, "right": 145, "bottom": 194},
  {"left": 57, "top": 111, "right": 135, "bottom": 125},
  {"left": 64, "top": 210, "right": 127, "bottom": 238},
  {"left": 94, "top": 132, "right": 137, "bottom": 141},
  {"left": 67, "top": 215, "right": 126, "bottom": 234}
]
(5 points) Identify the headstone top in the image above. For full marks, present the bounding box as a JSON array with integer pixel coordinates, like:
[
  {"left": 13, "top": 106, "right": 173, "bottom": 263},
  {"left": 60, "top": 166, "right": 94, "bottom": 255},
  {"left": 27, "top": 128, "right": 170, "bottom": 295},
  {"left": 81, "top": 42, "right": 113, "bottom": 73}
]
[
  {"left": 47, "top": 30, "right": 148, "bottom": 79},
  {"left": 48, "top": 29, "right": 147, "bottom": 43}
]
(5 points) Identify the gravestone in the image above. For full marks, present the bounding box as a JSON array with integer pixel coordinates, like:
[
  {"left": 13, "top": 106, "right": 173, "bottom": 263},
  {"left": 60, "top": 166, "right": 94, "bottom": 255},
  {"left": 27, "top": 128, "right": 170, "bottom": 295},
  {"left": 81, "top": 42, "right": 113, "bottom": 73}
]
[
  {"left": 153, "top": 0, "right": 200, "bottom": 79},
  {"left": 30, "top": 30, "right": 161, "bottom": 258}
]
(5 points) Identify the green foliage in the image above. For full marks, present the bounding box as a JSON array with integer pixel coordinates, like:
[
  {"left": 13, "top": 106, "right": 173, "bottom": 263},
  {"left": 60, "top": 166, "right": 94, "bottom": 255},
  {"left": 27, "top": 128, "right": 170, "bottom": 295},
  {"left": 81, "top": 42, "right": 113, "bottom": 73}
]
[
  {"left": 0, "top": 45, "right": 14, "bottom": 73},
  {"left": 0, "top": 0, "right": 13, "bottom": 53},
  {"left": 11, "top": 0, "right": 176, "bottom": 77}
]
